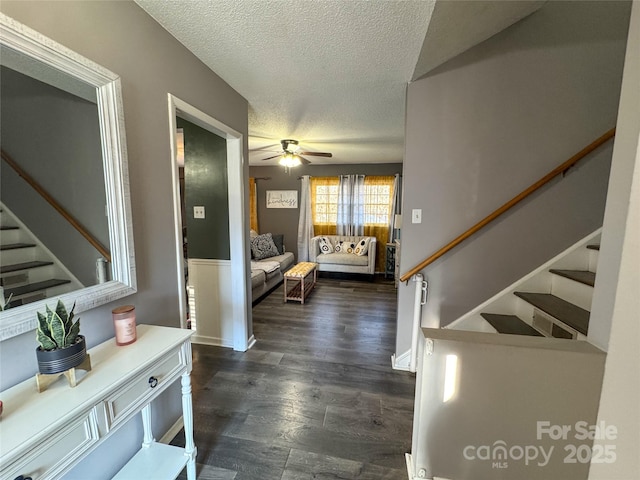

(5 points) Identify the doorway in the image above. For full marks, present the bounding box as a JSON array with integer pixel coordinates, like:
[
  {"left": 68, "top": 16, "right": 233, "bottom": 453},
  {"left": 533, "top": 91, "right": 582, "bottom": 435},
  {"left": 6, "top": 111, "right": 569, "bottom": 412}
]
[{"left": 167, "top": 94, "right": 252, "bottom": 351}]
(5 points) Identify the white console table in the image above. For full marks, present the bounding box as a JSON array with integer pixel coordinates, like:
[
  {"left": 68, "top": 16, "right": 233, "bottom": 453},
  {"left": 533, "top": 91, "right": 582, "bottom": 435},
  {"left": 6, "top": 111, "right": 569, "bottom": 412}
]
[{"left": 0, "top": 325, "right": 196, "bottom": 480}]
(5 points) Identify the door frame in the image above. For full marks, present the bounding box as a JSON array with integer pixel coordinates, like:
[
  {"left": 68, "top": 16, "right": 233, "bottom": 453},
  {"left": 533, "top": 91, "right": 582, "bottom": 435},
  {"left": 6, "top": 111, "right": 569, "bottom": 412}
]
[{"left": 167, "top": 94, "right": 251, "bottom": 351}]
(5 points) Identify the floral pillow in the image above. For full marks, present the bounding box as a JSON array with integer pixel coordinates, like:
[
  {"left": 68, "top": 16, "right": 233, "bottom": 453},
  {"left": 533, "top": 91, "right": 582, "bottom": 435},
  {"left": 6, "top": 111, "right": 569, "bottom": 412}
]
[
  {"left": 251, "top": 233, "right": 280, "bottom": 260},
  {"left": 354, "top": 238, "right": 370, "bottom": 256},
  {"left": 318, "top": 236, "right": 334, "bottom": 254}
]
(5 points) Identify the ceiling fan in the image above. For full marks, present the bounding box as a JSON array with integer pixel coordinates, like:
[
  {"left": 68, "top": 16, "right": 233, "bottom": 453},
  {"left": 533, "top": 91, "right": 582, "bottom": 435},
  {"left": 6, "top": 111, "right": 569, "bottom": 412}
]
[{"left": 260, "top": 139, "right": 332, "bottom": 167}]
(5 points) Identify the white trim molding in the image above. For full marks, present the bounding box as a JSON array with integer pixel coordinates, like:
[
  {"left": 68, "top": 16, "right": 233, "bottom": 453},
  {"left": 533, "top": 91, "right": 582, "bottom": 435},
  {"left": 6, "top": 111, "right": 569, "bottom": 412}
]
[
  {"left": 0, "top": 13, "right": 136, "bottom": 341},
  {"left": 167, "top": 95, "right": 250, "bottom": 351},
  {"left": 391, "top": 350, "right": 412, "bottom": 372}
]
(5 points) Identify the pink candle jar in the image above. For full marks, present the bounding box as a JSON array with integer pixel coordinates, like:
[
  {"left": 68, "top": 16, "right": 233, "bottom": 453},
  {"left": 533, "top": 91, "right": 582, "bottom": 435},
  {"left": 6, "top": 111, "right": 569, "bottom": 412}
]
[{"left": 112, "top": 305, "right": 137, "bottom": 346}]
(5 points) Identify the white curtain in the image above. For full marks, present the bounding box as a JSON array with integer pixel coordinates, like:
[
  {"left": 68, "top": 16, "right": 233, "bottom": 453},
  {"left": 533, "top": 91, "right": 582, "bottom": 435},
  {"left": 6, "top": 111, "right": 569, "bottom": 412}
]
[
  {"left": 297, "top": 175, "right": 314, "bottom": 261},
  {"left": 389, "top": 173, "right": 400, "bottom": 242},
  {"left": 336, "top": 175, "right": 365, "bottom": 236}
]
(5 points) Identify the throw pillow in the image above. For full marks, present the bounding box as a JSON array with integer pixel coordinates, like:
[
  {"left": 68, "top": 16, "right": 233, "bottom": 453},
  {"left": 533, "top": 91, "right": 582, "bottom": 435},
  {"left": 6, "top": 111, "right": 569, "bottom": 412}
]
[
  {"left": 344, "top": 242, "right": 357, "bottom": 254},
  {"left": 251, "top": 233, "right": 280, "bottom": 260},
  {"left": 318, "top": 236, "right": 334, "bottom": 254},
  {"left": 335, "top": 240, "right": 357, "bottom": 254},
  {"left": 354, "top": 238, "right": 370, "bottom": 256},
  {"left": 250, "top": 229, "right": 259, "bottom": 239},
  {"left": 271, "top": 234, "right": 285, "bottom": 255}
]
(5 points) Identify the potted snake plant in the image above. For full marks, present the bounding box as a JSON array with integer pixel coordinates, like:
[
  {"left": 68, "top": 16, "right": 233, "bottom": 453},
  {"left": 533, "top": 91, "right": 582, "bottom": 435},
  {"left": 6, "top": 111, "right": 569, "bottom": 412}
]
[{"left": 35, "top": 300, "right": 86, "bottom": 375}]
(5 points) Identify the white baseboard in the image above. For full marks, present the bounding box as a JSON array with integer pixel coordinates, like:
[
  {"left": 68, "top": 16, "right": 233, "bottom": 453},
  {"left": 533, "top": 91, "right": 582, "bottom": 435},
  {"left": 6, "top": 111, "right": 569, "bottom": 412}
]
[
  {"left": 405, "top": 453, "right": 414, "bottom": 480},
  {"left": 391, "top": 349, "right": 412, "bottom": 371},
  {"left": 191, "top": 333, "right": 233, "bottom": 348},
  {"left": 159, "top": 416, "right": 184, "bottom": 444}
]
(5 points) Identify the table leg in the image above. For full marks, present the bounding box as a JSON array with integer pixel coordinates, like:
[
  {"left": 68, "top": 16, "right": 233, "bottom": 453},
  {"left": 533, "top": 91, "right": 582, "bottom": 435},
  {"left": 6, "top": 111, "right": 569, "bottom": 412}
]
[
  {"left": 141, "top": 404, "right": 155, "bottom": 448},
  {"left": 182, "top": 373, "right": 197, "bottom": 480}
]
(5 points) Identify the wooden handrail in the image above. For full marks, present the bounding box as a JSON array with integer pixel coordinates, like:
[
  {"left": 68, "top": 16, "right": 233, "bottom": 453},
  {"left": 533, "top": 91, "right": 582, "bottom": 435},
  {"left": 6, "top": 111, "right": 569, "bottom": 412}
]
[
  {"left": 400, "top": 128, "right": 616, "bottom": 282},
  {"left": 1, "top": 149, "right": 111, "bottom": 262}
]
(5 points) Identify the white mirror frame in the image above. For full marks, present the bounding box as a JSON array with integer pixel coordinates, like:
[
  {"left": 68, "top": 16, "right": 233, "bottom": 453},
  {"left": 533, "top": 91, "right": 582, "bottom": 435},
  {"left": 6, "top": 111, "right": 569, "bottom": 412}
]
[{"left": 0, "top": 13, "right": 136, "bottom": 340}]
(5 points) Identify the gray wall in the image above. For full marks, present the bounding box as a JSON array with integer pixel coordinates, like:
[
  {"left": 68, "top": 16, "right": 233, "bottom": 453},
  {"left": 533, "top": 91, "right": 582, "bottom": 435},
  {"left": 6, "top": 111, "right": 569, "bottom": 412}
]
[
  {"left": 1, "top": 66, "right": 108, "bottom": 285},
  {"left": 178, "top": 117, "right": 230, "bottom": 260},
  {"left": 397, "top": 1, "right": 631, "bottom": 355},
  {"left": 249, "top": 163, "right": 402, "bottom": 261},
  {"left": 0, "top": 1, "right": 248, "bottom": 478}
]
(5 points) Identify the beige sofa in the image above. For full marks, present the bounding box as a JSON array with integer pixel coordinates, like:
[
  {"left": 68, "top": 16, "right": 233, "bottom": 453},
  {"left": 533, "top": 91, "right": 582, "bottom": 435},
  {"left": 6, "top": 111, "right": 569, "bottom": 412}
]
[{"left": 309, "top": 235, "right": 376, "bottom": 276}]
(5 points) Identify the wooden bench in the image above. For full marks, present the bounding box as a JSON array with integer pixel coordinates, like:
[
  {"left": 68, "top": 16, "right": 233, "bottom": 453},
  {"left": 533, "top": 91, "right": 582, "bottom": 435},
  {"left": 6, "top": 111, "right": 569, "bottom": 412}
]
[{"left": 283, "top": 262, "right": 318, "bottom": 304}]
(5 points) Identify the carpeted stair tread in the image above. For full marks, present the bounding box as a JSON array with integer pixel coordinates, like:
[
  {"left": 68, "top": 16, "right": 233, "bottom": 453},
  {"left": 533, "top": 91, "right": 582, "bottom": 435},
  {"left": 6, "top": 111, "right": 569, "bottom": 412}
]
[
  {"left": 4, "top": 278, "right": 71, "bottom": 297},
  {"left": 514, "top": 292, "right": 589, "bottom": 335},
  {"left": 480, "top": 313, "right": 543, "bottom": 336},
  {"left": 1, "top": 260, "right": 54, "bottom": 274},
  {"left": 549, "top": 269, "right": 595, "bottom": 287}
]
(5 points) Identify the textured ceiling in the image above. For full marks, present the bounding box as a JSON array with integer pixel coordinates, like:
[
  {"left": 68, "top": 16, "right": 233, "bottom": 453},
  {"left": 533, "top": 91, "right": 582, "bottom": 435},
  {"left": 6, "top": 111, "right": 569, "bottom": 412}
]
[{"left": 135, "top": 0, "right": 545, "bottom": 166}]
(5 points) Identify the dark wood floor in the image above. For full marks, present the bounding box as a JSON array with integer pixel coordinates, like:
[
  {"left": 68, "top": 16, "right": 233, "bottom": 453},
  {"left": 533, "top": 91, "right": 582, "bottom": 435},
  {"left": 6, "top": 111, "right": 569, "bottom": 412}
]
[{"left": 172, "top": 276, "right": 415, "bottom": 480}]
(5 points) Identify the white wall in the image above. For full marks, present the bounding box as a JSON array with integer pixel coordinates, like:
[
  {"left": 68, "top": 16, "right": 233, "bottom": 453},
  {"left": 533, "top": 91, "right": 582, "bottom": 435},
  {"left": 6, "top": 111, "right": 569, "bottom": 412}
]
[
  {"left": 0, "top": 1, "right": 248, "bottom": 478},
  {"left": 397, "top": 1, "right": 630, "bottom": 356},
  {"left": 589, "top": 2, "right": 640, "bottom": 477}
]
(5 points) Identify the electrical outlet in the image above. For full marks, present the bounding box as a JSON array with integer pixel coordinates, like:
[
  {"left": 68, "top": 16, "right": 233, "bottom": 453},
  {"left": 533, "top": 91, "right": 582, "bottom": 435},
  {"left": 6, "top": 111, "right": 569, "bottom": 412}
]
[
  {"left": 412, "top": 208, "right": 422, "bottom": 224},
  {"left": 194, "top": 206, "right": 205, "bottom": 219}
]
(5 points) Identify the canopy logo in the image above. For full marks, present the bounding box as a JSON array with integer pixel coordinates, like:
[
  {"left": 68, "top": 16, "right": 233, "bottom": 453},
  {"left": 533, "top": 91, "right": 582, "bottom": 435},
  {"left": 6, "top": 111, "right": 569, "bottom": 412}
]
[
  {"left": 463, "top": 441, "right": 553, "bottom": 469},
  {"left": 463, "top": 421, "right": 618, "bottom": 470}
]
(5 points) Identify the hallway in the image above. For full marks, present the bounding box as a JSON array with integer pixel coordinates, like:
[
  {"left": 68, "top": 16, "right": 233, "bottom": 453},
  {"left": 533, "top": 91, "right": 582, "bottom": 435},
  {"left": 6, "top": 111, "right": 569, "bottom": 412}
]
[{"left": 173, "top": 277, "right": 416, "bottom": 479}]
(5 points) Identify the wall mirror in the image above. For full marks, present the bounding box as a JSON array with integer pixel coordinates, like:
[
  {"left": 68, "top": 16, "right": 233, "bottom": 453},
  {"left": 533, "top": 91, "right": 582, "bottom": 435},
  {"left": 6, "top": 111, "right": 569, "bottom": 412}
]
[{"left": 0, "top": 13, "right": 136, "bottom": 340}]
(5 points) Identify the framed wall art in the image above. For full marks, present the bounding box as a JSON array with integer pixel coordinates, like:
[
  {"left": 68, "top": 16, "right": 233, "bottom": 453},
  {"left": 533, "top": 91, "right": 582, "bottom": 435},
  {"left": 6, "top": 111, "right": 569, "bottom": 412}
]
[{"left": 266, "top": 190, "right": 298, "bottom": 208}]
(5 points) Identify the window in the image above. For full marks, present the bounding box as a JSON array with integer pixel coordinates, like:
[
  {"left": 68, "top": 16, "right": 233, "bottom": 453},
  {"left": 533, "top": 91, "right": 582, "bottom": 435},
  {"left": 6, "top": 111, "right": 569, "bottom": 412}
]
[
  {"left": 311, "top": 176, "right": 394, "bottom": 227},
  {"left": 311, "top": 177, "right": 339, "bottom": 226},
  {"left": 363, "top": 180, "right": 392, "bottom": 226}
]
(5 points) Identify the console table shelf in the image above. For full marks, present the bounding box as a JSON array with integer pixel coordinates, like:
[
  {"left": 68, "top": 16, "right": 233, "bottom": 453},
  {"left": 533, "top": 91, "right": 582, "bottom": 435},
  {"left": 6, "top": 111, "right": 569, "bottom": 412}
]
[{"left": 0, "top": 325, "right": 195, "bottom": 480}]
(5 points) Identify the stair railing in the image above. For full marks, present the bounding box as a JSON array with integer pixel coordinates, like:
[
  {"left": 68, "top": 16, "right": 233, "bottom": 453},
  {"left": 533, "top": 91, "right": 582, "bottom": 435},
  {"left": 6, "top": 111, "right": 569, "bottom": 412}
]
[
  {"left": 1, "top": 149, "right": 111, "bottom": 262},
  {"left": 399, "top": 128, "right": 616, "bottom": 283}
]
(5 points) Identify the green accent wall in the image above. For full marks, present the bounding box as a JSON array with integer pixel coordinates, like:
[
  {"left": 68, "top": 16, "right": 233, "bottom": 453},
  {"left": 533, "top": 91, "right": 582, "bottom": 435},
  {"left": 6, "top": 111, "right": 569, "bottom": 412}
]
[{"left": 178, "top": 117, "right": 230, "bottom": 260}]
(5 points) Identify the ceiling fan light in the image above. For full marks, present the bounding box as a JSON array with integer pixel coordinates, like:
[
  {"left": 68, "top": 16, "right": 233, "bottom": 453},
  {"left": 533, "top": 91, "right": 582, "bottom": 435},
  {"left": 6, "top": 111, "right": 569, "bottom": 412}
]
[{"left": 279, "top": 153, "right": 301, "bottom": 168}]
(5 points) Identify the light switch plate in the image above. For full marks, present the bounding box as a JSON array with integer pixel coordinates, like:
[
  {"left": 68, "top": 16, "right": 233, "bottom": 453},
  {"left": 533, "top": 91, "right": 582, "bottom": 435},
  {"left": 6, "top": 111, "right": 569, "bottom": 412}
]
[
  {"left": 412, "top": 208, "right": 422, "bottom": 224},
  {"left": 194, "top": 206, "right": 205, "bottom": 219}
]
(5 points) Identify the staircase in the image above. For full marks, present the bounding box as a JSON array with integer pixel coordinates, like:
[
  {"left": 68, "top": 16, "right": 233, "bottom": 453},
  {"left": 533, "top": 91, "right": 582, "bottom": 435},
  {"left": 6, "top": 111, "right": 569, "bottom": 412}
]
[
  {"left": 447, "top": 229, "right": 600, "bottom": 340},
  {"left": 0, "top": 205, "right": 82, "bottom": 308}
]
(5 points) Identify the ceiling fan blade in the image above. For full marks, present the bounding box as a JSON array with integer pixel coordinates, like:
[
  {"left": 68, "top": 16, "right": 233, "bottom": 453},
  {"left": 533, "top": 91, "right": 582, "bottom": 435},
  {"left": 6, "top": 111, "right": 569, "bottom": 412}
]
[
  {"left": 249, "top": 144, "right": 280, "bottom": 152},
  {"left": 261, "top": 154, "right": 283, "bottom": 161},
  {"left": 298, "top": 151, "right": 332, "bottom": 157},
  {"left": 299, "top": 156, "right": 312, "bottom": 165}
]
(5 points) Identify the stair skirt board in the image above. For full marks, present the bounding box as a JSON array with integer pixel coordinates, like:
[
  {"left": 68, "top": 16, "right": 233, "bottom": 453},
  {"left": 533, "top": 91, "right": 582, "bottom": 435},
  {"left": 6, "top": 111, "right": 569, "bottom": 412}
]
[
  {"left": 446, "top": 228, "right": 601, "bottom": 336},
  {"left": 391, "top": 349, "right": 412, "bottom": 371},
  {"left": 446, "top": 315, "right": 498, "bottom": 334}
]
